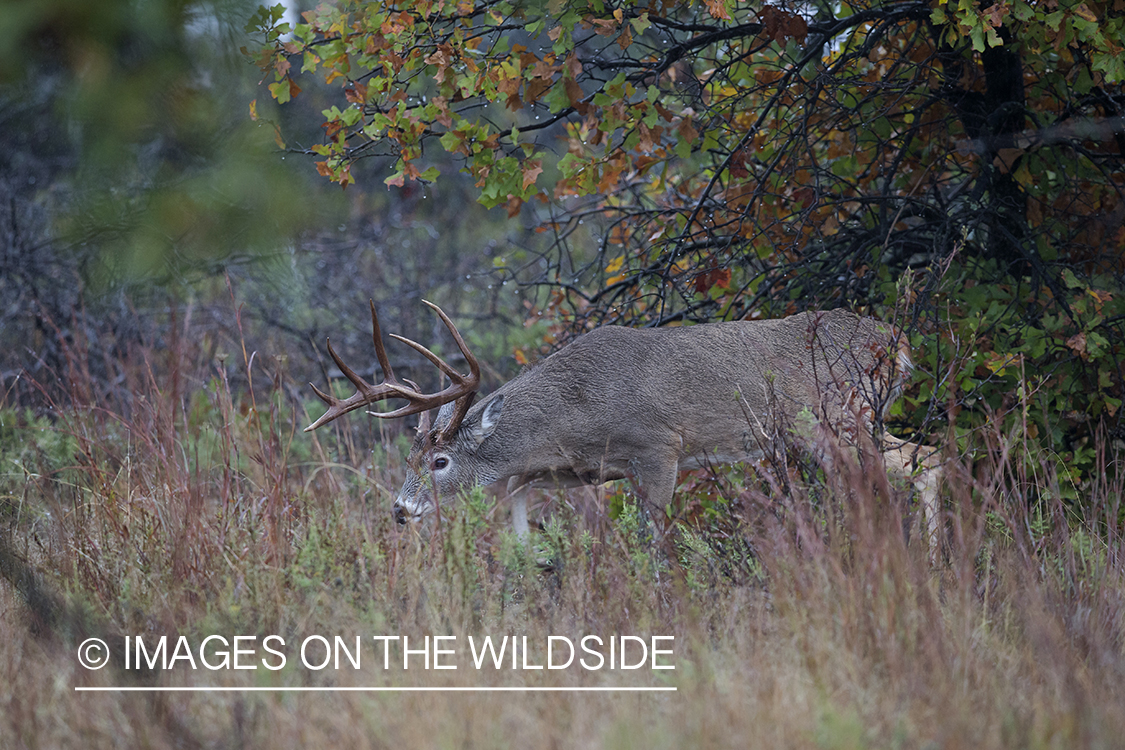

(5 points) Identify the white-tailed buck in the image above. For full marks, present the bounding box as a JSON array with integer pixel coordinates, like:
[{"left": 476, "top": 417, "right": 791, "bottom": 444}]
[{"left": 305, "top": 302, "right": 941, "bottom": 550}]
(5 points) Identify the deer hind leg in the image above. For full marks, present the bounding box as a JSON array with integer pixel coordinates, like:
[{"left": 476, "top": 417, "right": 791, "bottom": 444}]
[{"left": 882, "top": 435, "right": 942, "bottom": 562}]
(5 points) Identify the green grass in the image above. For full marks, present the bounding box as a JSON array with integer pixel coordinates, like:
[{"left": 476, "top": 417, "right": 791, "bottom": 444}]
[{"left": 1, "top": 336, "right": 1122, "bottom": 749}]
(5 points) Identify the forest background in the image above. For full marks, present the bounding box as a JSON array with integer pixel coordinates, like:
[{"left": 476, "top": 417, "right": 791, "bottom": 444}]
[{"left": 0, "top": 0, "right": 1123, "bottom": 746}]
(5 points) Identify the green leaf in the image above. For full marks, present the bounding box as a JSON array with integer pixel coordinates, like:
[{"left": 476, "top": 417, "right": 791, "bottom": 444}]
[
  {"left": 268, "top": 80, "right": 291, "bottom": 104},
  {"left": 969, "top": 24, "right": 986, "bottom": 52}
]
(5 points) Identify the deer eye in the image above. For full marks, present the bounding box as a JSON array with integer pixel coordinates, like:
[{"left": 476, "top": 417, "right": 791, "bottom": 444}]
[{"left": 433, "top": 457, "right": 449, "bottom": 470}]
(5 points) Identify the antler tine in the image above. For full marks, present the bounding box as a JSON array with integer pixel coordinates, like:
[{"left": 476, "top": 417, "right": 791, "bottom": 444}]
[
  {"left": 325, "top": 336, "right": 374, "bottom": 396},
  {"left": 422, "top": 299, "right": 481, "bottom": 384},
  {"left": 368, "top": 300, "right": 397, "bottom": 385},
  {"left": 388, "top": 333, "right": 464, "bottom": 382},
  {"left": 417, "top": 299, "right": 481, "bottom": 440},
  {"left": 309, "top": 380, "right": 335, "bottom": 406}
]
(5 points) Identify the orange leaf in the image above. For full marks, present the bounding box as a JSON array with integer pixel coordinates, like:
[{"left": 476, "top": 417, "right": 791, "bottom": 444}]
[
  {"left": 525, "top": 78, "right": 552, "bottom": 104},
  {"left": 704, "top": 0, "right": 731, "bottom": 20},
  {"left": 637, "top": 123, "right": 662, "bottom": 152},
  {"left": 1067, "top": 331, "right": 1088, "bottom": 357},
  {"left": 344, "top": 81, "right": 368, "bottom": 103},
  {"left": 678, "top": 117, "right": 699, "bottom": 144},
  {"left": 565, "top": 78, "right": 588, "bottom": 114},
  {"left": 617, "top": 26, "right": 632, "bottom": 50},
  {"left": 432, "top": 96, "right": 453, "bottom": 127},
  {"left": 522, "top": 160, "right": 543, "bottom": 190}
]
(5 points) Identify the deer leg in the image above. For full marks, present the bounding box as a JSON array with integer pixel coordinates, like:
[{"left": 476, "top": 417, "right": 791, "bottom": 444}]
[
  {"left": 629, "top": 453, "right": 680, "bottom": 543},
  {"left": 505, "top": 477, "right": 531, "bottom": 540},
  {"left": 883, "top": 435, "right": 942, "bottom": 563}
]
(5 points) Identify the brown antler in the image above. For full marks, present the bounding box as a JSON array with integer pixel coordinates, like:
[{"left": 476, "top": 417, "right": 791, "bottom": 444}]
[{"left": 304, "top": 300, "right": 480, "bottom": 433}]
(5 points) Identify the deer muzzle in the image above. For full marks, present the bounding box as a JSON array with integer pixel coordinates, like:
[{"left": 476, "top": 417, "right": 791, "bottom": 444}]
[
  {"left": 391, "top": 486, "right": 434, "bottom": 525},
  {"left": 392, "top": 501, "right": 409, "bottom": 525}
]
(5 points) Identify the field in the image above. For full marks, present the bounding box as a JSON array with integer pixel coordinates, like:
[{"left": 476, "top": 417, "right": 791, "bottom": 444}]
[{"left": 1, "top": 325, "right": 1123, "bottom": 750}]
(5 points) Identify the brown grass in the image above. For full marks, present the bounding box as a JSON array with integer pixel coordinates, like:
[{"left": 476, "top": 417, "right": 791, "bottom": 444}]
[{"left": 1, "top": 324, "right": 1122, "bottom": 749}]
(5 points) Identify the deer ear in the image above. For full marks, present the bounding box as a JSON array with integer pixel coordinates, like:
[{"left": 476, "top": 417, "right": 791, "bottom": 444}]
[{"left": 472, "top": 396, "right": 503, "bottom": 445}]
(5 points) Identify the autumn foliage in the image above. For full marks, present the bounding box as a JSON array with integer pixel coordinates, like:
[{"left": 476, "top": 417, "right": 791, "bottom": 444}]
[{"left": 249, "top": 0, "right": 1125, "bottom": 489}]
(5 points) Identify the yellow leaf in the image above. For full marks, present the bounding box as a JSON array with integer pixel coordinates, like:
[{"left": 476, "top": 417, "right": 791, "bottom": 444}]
[
  {"left": 606, "top": 256, "right": 627, "bottom": 284},
  {"left": 1073, "top": 3, "right": 1098, "bottom": 22}
]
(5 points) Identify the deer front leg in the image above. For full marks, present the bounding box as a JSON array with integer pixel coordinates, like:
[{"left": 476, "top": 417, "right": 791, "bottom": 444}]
[{"left": 505, "top": 477, "right": 531, "bottom": 540}]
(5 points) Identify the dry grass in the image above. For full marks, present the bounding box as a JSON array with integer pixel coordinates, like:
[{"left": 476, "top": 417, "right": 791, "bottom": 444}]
[{"left": 1, "top": 329, "right": 1123, "bottom": 749}]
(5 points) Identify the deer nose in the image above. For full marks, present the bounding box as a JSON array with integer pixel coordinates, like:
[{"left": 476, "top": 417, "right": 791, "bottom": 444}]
[{"left": 392, "top": 502, "right": 408, "bottom": 525}]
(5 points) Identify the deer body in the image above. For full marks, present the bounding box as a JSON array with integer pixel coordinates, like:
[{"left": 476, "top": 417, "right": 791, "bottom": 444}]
[
  {"left": 390, "top": 311, "right": 936, "bottom": 538},
  {"left": 306, "top": 303, "right": 940, "bottom": 550}
]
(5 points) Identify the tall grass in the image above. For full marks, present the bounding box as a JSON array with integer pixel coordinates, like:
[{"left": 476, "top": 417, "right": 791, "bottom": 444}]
[{"left": 1, "top": 316, "right": 1122, "bottom": 749}]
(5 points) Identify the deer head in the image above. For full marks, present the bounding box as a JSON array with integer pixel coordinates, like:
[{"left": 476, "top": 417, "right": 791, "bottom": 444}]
[{"left": 305, "top": 300, "right": 492, "bottom": 520}]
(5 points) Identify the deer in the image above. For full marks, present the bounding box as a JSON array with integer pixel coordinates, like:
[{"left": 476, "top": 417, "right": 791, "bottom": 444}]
[{"left": 304, "top": 301, "right": 942, "bottom": 554}]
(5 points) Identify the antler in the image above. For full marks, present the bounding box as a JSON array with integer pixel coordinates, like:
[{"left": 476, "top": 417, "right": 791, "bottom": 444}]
[{"left": 305, "top": 300, "right": 480, "bottom": 435}]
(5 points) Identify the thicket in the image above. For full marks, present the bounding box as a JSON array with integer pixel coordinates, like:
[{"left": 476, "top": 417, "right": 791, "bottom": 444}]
[{"left": 250, "top": 0, "right": 1125, "bottom": 498}]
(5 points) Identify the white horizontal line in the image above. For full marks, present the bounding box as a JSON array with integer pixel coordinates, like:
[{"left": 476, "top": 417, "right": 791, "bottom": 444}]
[{"left": 74, "top": 686, "right": 676, "bottom": 693}]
